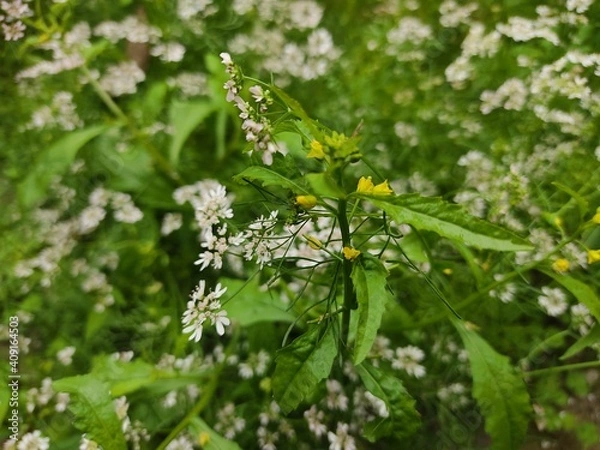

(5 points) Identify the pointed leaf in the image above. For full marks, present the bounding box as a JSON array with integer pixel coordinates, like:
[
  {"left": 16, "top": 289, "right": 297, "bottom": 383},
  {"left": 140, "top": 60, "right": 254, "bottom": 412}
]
[
  {"left": 351, "top": 256, "right": 390, "bottom": 364},
  {"left": 357, "top": 361, "right": 420, "bottom": 441},
  {"left": 454, "top": 320, "right": 531, "bottom": 450},
  {"left": 169, "top": 100, "right": 214, "bottom": 166},
  {"left": 53, "top": 375, "right": 127, "bottom": 450},
  {"left": 305, "top": 172, "right": 345, "bottom": 198},
  {"left": 365, "top": 194, "right": 532, "bottom": 252},
  {"left": 541, "top": 269, "right": 600, "bottom": 323},
  {"left": 234, "top": 166, "right": 308, "bottom": 194},
  {"left": 272, "top": 324, "right": 337, "bottom": 413},
  {"left": 18, "top": 125, "right": 108, "bottom": 208},
  {"left": 561, "top": 324, "right": 600, "bottom": 360}
]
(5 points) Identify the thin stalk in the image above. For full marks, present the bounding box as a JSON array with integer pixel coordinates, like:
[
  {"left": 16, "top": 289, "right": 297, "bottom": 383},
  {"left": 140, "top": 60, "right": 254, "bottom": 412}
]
[
  {"left": 156, "top": 330, "right": 239, "bottom": 450},
  {"left": 524, "top": 360, "right": 600, "bottom": 378},
  {"left": 338, "top": 198, "right": 355, "bottom": 343}
]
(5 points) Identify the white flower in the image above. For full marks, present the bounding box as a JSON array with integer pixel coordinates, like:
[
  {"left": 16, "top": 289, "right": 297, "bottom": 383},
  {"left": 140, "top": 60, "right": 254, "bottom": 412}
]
[
  {"left": 57, "top": 346, "right": 76, "bottom": 365},
  {"left": 327, "top": 422, "right": 356, "bottom": 450},
  {"left": 391, "top": 345, "right": 426, "bottom": 378},
  {"left": 182, "top": 281, "right": 229, "bottom": 342},
  {"left": 304, "top": 405, "right": 327, "bottom": 437},
  {"left": 17, "top": 430, "right": 50, "bottom": 450},
  {"left": 538, "top": 286, "right": 568, "bottom": 317}
]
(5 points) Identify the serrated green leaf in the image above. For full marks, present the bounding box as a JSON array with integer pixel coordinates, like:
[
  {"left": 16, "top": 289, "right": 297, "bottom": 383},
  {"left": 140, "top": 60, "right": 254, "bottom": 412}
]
[
  {"left": 357, "top": 361, "right": 420, "bottom": 441},
  {"left": 351, "top": 256, "right": 390, "bottom": 365},
  {"left": 272, "top": 324, "right": 337, "bottom": 413},
  {"left": 366, "top": 194, "right": 532, "bottom": 252},
  {"left": 189, "top": 417, "right": 242, "bottom": 450},
  {"left": 561, "top": 324, "right": 600, "bottom": 360},
  {"left": 233, "top": 166, "right": 308, "bottom": 194},
  {"left": 541, "top": 270, "right": 600, "bottom": 323},
  {"left": 169, "top": 100, "right": 214, "bottom": 166},
  {"left": 454, "top": 320, "right": 531, "bottom": 450},
  {"left": 18, "top": 125, "right": 108, "bottom": 208},
  {"left": 222, "top": 277, "right": 295, "bottom": 326},
  {"left": 53, "top": 375, "right": 127, "bottom": 450}
]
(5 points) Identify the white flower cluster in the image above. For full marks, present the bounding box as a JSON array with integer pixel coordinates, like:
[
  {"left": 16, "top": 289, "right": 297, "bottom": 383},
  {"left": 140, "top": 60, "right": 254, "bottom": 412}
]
[
  {"left": 221, "top": 52, "right": 286, "bottom": 165},
  {"left": 439, "top": 0, "right": 477, "bottom": 28},
  {"left": 25, "top": 91, "right": 83, "bottom": 131},
  {"left": 445, "top": 23, "right": 501, "bottom": 88},
  {"left": 226, "top": 1, "right": 339, "bottom": 82},
  {"left": 16, "top": 23, "right": 91, "bottom": 81},
  {"left": 114, "top": 396, "right": 150, "bottom": 450},
  {"left": 537, "top": 286, "right": 568, "bottom": 317},
  {"left": 167, "top": 72, "right": 209, "bottom": 97},
  {"left": 0, "top": 0, "right": 32, "bottom": 41},
  {"left": 99, "top": 61, "right": 146, "bottom": 97},
  {"left": 182, "top": 281, "right": 230, "bottom": 342},
  {"left": 214, "top": 403, "right": 247, "bottom": 440},
  {"left": 386, "top": 17, "right": 433, "bottom": 61},
  {"left": 369, "top": 336, "right": 427, "bottom": 378},
  {"left": 480, "top": 78, "right": 528, "bottom": 115},
  {"left": 94, "top": 15, "right": 161, "bottom": 44}
]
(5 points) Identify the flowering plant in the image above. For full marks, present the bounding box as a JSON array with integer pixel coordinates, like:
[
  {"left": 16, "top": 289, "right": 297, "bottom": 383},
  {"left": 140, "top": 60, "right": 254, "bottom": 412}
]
[{"left": 2, "top": 1, "right": 600, "bottom": 449}]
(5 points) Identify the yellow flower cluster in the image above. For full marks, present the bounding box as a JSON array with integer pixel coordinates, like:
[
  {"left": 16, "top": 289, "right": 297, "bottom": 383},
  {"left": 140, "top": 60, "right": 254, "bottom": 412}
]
[
  {"left": 356, "top": 176, "right": 393, "bottom": 196},
  {"left": 342, "top": 246, "right": 361, "bottom": 261}
]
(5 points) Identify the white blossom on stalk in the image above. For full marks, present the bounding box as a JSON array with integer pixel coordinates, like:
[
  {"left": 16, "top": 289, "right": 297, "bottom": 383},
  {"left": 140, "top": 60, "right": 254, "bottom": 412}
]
[
  {"left": 182, "top": 281, "right": 230, "bottom": 342},
  {"left": 193, "top": 184, "right": 234, "bottom": 228},
  {"left": 16, "top": 430, "right": 50, "bottom": 450},
  {"left": 538, "top": 286, "right": 568, "bottom": 317},
  {"left": 327, "top": 422, "right": 356, "bottom": 450},
  {"left": 391, "top": 345, "right": 426, "bottom": 378}
]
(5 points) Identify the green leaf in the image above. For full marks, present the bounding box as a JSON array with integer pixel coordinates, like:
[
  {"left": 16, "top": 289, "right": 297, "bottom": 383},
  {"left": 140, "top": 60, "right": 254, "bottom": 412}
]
[
  {"left": 366, "top": 194, "right": 532, "bottom": 252},
  {"left": 234, "top": 166, "right": 308, "bottom": 194},
  {"left": 269, "top": 84, "right": 326, "bottom": 141},
  {"left": 552, "top": 182, "right": 589, "bottom": 220},
  {"left": 351, "top": 256, "right": 390, "bottom": 365},
  {"left": 453, "top": 320, "right": 531, "bottom": 450},
  {"left": 561, "top": 324, "right": 600, "bottom": 360},
  {"left": 53, "top": 375, "right": 127, "bottom": 450},
  {"left": 272, "top": 323, "right": 338, "bottom": 413},
  {"left": 189, "top": 417, "right": 242, "bottom": 450},
  {"left": 168, "top": 100, "right": 214, "bottom": 166},
  {"left": 541, "top": 269, "right": 600, "bottom": 323},
  {"left": 18, "top": 125, "right": 108, "bottom": 208},
  {"left": 91, "top": 356, "right": 161, "bottom": 397},
  {"left": 357, "top": 361, "right": 420, "bottom": 441},
  {"left": 222, "top": 277, "right": 295, "bottom": 326},
  {"left": 305, "top": 172, "right": 345, "bottom": 198}
]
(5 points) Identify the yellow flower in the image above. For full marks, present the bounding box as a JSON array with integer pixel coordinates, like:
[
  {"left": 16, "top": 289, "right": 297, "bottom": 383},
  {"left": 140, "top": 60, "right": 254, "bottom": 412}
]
[
  {"left": 588, "top": 249, "right": 600, "bottom": 264},
  {"left": 343, "top": 246, "right": 361, "bottom": 261},
  {"left": 356, "top": 176, "right": 393, "bottom": 196},
  {"left": 295, "top": 195, "right": 317, "bottom": 210},
  {"left": 356, "top": 176, "right": 375, "bottom": 193},
  {"left": 304, "top": 235, "right": 323, "bottom": 250},
  {"left": 551, "top": 258, "right": 570, "bottom": 273},
  {"left": 593, "top": 212, "right": 600, "bottom": 224},
  {"left": 198, "top": 432, "right": 210, "bottom": 446},
  {"left": 307, "top": 140, "right": 326, "bottom": 159},
  {"left": 372, "top": 180, "right": 393, "bottom": 196}
]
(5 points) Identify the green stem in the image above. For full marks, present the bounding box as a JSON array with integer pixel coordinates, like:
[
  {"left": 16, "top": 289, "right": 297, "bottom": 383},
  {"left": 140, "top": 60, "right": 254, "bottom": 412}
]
[
  {"left": 81, "top": 66, "right": 183, "bottom": 185},
  {"left": 524, "top": 360, "right": 600, "bottom": 378},
  {"left": 338, "top": 198, "right": 355, "bottom": 343},
  {"left": 156, "top": 331, "right": 239, "bottom": 450}
]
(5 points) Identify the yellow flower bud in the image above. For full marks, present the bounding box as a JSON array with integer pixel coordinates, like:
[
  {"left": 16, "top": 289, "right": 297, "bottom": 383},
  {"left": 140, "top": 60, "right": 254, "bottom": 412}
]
[
  {"left": 307, "top": 140, "right": 326, "bottom": 159},
  {"left": 198, "top": 432, "right": 210, "bottom": 446},
  {"left": 295, "top": 195, "right": 317, "bottom": 210},
  {"left": 551, "top": 258, "right": 570, "bottom": 273},
  {"left": 372, "top": 180, "right": 393, "bottom": 196},
  {"left": 442, "top": 268, "right": 453, "bottom": 275},
  {"left": 588, "top": 249, "right": 600, "bottom": 265},
  {"left": 356, "top": 176, "right": 374, "bottom": 193},
  {"left": 304, "top": 235, "right": 323, "bottom": 250},
  {"left": 593, "top": 212, "right": 600, "bottom": 224},
  {"left": 343, "top": 246, "right": 361, "bottom": 261}
]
